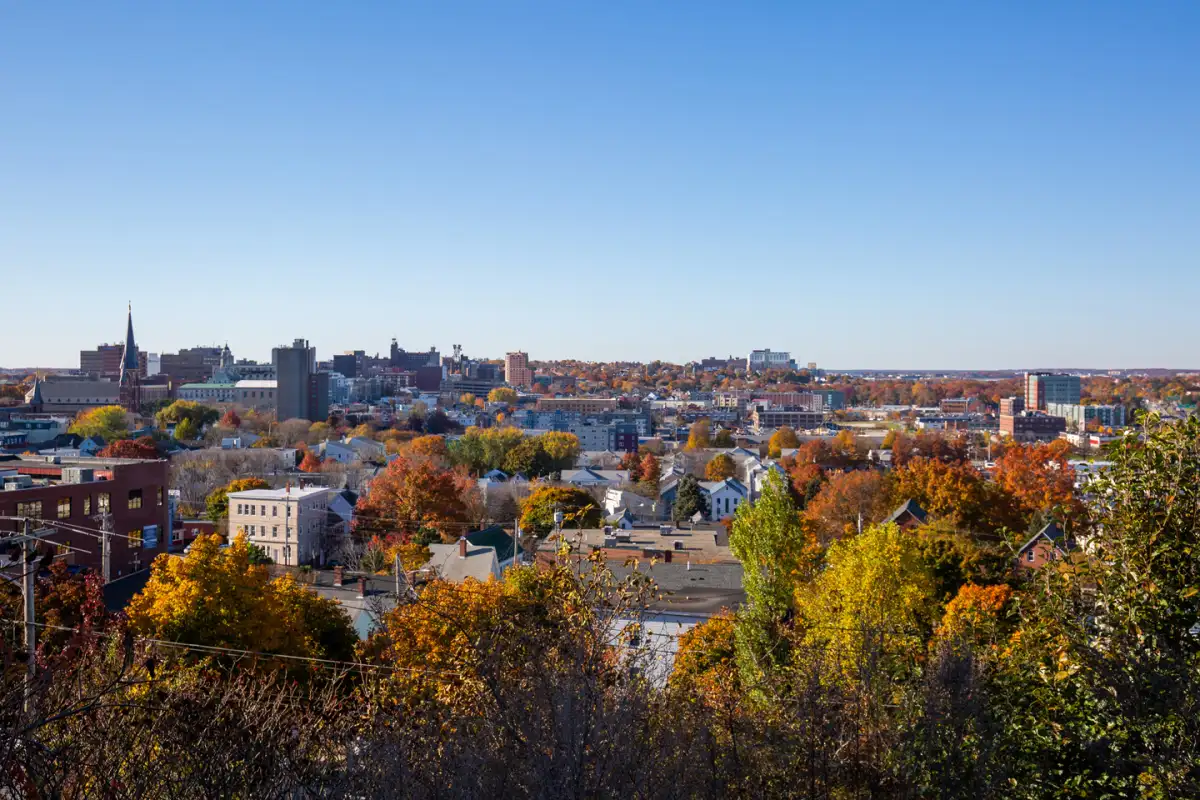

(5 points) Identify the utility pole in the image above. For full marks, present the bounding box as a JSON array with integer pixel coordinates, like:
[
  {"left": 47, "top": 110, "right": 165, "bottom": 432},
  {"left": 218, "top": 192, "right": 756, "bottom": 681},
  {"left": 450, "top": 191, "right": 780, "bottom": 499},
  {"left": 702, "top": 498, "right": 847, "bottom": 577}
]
[
  {"left": 94, "top": 510, "right": 113, "bottom": 584},
  {"left": 512, "top": 518, "right": 520, "bottom": 571},
  {"left": 394, "top": 551, "right": 401, "bottom": 599},
  {"left": 21, "top": 518, "right": 37, "bottom": 713}
]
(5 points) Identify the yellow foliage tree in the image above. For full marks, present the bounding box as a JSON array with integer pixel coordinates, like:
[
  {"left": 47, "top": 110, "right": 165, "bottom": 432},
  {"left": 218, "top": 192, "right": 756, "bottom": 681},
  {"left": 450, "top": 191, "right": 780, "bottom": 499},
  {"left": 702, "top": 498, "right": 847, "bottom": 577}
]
[
  {"left": 767, "top": 426, "right": 799, "bottom": 458},
  {"left": 127, "top": 534, "right": 357, "bottom": 662},
  {"left": 69, "top": 405, "right": 130, "bottom": 442},
  {"left": 487, "top": 387, "right": 518, "bottom": 405},
  {"left": 686, "top": 418, "right": 711, "bottom": 450},
  {"left": 705, "top": 453, "right": 736, "bottom": 481}
]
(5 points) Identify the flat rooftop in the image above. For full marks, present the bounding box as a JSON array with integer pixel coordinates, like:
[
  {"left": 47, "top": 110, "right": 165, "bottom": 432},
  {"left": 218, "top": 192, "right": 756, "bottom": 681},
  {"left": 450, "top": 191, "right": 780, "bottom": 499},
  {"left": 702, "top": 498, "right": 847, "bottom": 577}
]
[
  {"left": 226, "top": 486, "right": 330, "bottom": 500},
  {"left": 538, "top": 524, "right": 737, "bottom": 564}
]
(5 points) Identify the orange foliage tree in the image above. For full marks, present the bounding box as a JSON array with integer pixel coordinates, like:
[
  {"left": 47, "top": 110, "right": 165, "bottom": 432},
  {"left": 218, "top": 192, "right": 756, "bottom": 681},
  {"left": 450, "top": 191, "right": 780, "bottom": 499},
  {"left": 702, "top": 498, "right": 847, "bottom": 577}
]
[
  {"left": 409, "top": 434, "right": 449, "bottom": 462},
  {"left": 803, "top": 470, "right": 892, "bottom": 543},
  {"left": 98, "top": 436, "right": 159, "bottom": 459},
  {"left": 298, "top": 450, "right": 323, "bottom": 472},
  {"left": 352, "top": 453, "right": 478, "bottom": 540},
  {"left": 890, "top": 457, "right": 1018, "bottom": 533},
  {"left": 705, "top": 453, "right": 736, "bottom": 481},
  {"left": 992, "top": 440, "right": 1084, "bottom": 526}
]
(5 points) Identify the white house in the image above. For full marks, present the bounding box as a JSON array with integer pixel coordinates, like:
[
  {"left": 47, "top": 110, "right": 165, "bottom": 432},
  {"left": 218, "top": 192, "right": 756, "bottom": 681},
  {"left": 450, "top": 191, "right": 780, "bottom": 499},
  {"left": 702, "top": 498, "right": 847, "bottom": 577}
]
[
  {"left": 227, "top": 485, "right": 332, "bottom": 566},
  {"left": 319, "top": 439, "right": 359, "bottom": 464},
  {"left": 700, "top": 478, "right": 749, "bottom": 520},
  {"left": 344, "top": 436, "right": 385, "bottom": 461}
]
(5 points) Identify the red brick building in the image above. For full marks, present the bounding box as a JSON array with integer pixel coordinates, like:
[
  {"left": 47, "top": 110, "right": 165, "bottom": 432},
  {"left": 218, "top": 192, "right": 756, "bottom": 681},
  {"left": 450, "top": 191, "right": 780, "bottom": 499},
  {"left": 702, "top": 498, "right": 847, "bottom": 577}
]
[{"left": 0, "top": 456, "right": 170, "bottom": 579}]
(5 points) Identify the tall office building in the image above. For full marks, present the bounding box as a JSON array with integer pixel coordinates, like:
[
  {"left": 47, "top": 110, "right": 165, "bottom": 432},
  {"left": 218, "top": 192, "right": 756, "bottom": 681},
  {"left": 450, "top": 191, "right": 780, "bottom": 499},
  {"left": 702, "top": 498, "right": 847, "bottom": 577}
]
[
  {"left": 747, "top": 349, "right": 793, "bottom": 372},
  {"left": 274, "top": 339, "right": 316, "bottom": 421},
  {"left": 505, "top": 351, "right": 533, "bottom": 388},
  {"left": 1025, "top": 372, "right": 1081, "bottom": 411}
]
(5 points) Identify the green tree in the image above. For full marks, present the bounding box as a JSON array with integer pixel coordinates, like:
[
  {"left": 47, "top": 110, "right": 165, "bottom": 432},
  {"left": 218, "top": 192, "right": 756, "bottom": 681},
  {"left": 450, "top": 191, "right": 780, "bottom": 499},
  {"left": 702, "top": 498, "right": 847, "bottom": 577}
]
[
  {"left": 672, "top": 474, "right": 708, "bottom": 523},
  {"left": 519, "top": 486, "right": 601, "bottom": 536},
  {"left": 155, "top": 400, "right": 219, "bottom": 430},
  {"left": 729, "top": 470, "right": 810, "bottom": 688},
  {"left": 68, "top": 405, "right": 130, "bottom": 442},
  {"left": 712, "top": 428, "right": 735, "bottom": 448},
  {"left": 173, "top": 417, "right": 198, "bottom": 441}
]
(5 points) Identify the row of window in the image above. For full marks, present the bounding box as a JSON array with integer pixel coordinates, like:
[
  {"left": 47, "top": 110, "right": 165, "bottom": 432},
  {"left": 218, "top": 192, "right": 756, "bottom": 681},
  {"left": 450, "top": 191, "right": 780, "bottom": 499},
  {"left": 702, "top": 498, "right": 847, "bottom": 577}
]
[
  {"left": 237, "top": 503, "right": 280, "bottom": 517},
  {"left": 13, "top": 488, "right": 162, "bottom": 521},
  {"left": 245, "top": 524, "right": 283, "bottom": 538}
]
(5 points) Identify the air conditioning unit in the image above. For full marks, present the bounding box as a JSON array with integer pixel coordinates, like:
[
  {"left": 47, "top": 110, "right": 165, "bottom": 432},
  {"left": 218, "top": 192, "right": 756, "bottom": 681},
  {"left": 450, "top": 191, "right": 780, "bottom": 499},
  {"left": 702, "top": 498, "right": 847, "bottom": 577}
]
[
  {"left": 3, "top": 475, "right": 34, "bottom": 491},
  {"left": 62, "top": 468, "right": 94, "bottom": 484}
]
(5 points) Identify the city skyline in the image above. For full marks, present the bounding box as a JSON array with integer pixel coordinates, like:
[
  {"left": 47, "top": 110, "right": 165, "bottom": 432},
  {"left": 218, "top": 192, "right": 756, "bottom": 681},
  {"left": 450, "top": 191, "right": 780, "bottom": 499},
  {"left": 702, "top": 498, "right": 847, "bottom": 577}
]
[{"left": 4, "top": 3, "right": 1199, "bottom": 368}]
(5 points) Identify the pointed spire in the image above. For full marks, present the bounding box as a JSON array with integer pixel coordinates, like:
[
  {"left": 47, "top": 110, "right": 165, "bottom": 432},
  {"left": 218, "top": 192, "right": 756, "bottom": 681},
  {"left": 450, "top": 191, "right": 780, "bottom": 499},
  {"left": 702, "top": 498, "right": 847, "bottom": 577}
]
[
  {"left": 120, "top": 302, "right": 139, "bottom": 374},
  {"left": 27, "top": 374, "right": 44, "bottom": 406}
]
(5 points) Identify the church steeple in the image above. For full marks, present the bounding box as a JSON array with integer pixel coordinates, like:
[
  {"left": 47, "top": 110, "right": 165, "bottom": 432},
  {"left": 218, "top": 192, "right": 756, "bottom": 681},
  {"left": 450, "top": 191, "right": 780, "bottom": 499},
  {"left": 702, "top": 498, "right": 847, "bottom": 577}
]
[
  {"left": 118, "top": 303, "right": 142, "bottom": 413},
  {"left": 120, "top": 302, "right": 139, "bottom": 377}
]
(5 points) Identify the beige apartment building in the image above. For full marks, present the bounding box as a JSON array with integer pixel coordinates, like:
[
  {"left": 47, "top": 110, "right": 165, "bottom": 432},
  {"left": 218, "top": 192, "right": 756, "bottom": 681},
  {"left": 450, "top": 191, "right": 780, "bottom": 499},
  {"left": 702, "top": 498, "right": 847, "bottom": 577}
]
[
  {"left": 535, "top": 397, "right": 619, "bottom": 414},
  {"left": 227, "top": 485, "right": 332, "bottom": 566}
]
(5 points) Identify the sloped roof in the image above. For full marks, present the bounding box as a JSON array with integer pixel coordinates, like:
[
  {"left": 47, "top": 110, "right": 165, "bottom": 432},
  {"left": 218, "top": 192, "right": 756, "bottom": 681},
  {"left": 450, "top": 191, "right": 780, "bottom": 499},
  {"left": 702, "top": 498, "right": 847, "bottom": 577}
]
[
  {"left": 467, "top": 525, "right": 516, "bottom": 564},
  {"left": 700, "top": 478, "right": 748, "bottom": 496},
  {"left": 1018, "top": 522, "right": 1068, "bottom": 554},
  {"left": 425, "top": 542, "right": 500, "bottom": 583},
  {"left": 121, "top": 306, "right": 139, "bottom": 374},
  {"left": 884, "top": 499, "right": 928, "bottom": 526}
]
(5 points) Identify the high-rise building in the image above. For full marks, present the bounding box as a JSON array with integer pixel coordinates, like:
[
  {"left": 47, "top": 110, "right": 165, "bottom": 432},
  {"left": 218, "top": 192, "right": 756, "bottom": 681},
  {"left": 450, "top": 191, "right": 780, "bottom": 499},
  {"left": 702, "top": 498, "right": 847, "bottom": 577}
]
[
  {"left": 1025, "top": 372, "right": 1081, "bottom": 411},
  {"left": 332, "top": 351, "right": 364, "bottom": 379},
  {"left": 160, "top": 346, "right": 225, "bottom": 385},
  {"left": 747, "top": 349, "right": 793, "bottom": 372},
  {"left": 274, "top": 339, "right": 316, "bottom": 421},
  {"left": 118, "top": 306, "right": 142, "bottom": 413},
  {"left": 505, "top": 351, "right": 533, "bottom": 388},
  {"left": 81, "top": 342, "right": 147, "bottom": 380}
]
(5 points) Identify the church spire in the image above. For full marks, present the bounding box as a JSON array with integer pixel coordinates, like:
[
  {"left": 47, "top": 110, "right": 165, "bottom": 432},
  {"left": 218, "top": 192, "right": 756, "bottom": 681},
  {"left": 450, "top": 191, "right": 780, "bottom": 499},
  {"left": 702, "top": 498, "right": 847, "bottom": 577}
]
[{"left": 120, "top": 302, "right": 139, "bottom": 376}]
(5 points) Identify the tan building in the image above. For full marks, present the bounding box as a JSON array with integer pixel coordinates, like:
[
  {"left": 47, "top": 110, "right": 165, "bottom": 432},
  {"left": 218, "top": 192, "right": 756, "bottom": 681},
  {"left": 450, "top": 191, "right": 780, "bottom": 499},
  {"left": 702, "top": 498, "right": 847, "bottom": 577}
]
[
  {"left": 749, "top": 408, "right": 824, "bottom": 432},
  {"left": 504, "top": 351, "right": 533, "bottom": 388},
  {"left": 227, "top": 485, "right": 332, "bottom": 566},
  {"left": 535, "top": 397, "right": 619, "bottom": 414}
]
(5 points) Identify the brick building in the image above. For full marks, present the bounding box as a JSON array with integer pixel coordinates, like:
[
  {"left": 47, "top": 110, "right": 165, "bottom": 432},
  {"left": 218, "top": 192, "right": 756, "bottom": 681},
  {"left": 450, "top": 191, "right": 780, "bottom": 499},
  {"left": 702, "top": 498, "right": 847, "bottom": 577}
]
[{"left": 0, "top": 455, "right": 170, "bottom": 578}]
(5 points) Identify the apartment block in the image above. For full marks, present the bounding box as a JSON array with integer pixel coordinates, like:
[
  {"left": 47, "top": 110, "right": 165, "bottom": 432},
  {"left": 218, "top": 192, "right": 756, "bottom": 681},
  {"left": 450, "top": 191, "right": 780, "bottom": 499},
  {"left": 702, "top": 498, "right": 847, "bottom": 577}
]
[{"left": 227, "top": 485, "right": 332, "bottom": 567}]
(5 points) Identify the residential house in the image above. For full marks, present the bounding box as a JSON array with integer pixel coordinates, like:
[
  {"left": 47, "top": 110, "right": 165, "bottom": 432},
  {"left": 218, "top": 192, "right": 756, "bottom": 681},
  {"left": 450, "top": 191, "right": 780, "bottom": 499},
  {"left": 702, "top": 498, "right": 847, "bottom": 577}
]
[
  {"left": 344, "top": 436, "right": 385, "bottom": 462},
  {"left": 424, "top": 537, "right": 502, "bottom": 583},
  {"left": 884, "top": 499, "right": 928, "bottom": 530},
  {"left": 560, "top": 467, "right": 629, "bottom": 488},
  {"left": 1016, "top": 522, "right": 1071, "bottom": 569},
  {"left": 318, "top": 440, "right": 359, "bottom": 464},
  {"left": 700, "top": 478, "right": 749, "bottom": 520},
  {"left": 226, "top": 485, "right": 332, "bottom": 566}
]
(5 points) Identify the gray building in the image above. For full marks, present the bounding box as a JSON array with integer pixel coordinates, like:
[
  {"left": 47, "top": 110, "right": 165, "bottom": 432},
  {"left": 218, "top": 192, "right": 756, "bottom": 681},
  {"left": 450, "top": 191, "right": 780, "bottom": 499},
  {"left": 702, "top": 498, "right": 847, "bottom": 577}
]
[
  {"left": 1046, "top": 402, "right": 1126, "bottom": 431},
  {"left": 1025, "top": 372, "right": 1081, "bottom": 411},
  {"left": 274, "top": 339, "right": 316, "bottom": 421}
]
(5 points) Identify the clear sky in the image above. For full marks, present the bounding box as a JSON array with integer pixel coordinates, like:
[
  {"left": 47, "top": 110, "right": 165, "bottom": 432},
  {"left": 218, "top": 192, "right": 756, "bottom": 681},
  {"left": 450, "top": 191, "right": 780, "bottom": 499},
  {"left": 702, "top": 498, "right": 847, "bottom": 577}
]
[{"left": 3, "top": 2, "right": 1198, "bottom": 370}]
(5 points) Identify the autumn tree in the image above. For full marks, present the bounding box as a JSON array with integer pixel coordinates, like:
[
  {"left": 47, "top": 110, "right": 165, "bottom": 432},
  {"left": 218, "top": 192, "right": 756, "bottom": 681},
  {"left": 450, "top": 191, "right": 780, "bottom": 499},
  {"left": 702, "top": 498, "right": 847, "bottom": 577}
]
[
  {"left": 69, "top": 405, "right": 130, "bottom": 442},
  {"left": 686, "top": 418, "right": 711, "bottom": 450},
  {"left": 712, "top": 427, "right": 735, "bottom": 448},
  {"left": 803, "top": 469, "right": 892, "bottom": 543},
  {"left": 276, "top": 418, "right": 311, "bottom": 447},
  {"left": 992, "top": 439, "right": 1083, "bottom": 527},
  {"left": 409, "top": 434, "right": 449, "bottom": 462},
  {"left": 669, "top": 610, "right": 739, "bottom": 701},
  {"left": 619, "top": 450, "right": 643, "bottom": 482},
  {"left": 450, "top": 426, "right": 525, "bottom": 475},
  {"left": 488, "top": 387, "right": 518, "bottom": 404},
  {"left": 890, "top": 456, "right": 1018, "bottom": 533},
  {"left": 705, "top": 453, "right": 736, "bottom": 481},
  {"left": 97, "top": 436, "right": 159, "bottom": 459},
  {"left": 128, "top": 533, "right": 357, "bottom": 662},
  {"left": 298, "top": 450, "right": 323, "bottom": 472},
  {"left": 539, "top": 431, "right": 581, "bottom": 472},
  {"left": 353, "top": 453, "right": 478, "bottom": 539},
  {"left": 519, "top": 485, "right": 601, "bottom": 536},
  {"left": 767, "top": 426, "right": 799, "bottom": 458},
  {"left": 205, "top": 477, "right": 270, "bottom": 522},
  {"left": 639, "top": 452, "right": 661, "bottom": 489},
  {"left": 220, "top": 409, "right": 242, "bottom": 429}
]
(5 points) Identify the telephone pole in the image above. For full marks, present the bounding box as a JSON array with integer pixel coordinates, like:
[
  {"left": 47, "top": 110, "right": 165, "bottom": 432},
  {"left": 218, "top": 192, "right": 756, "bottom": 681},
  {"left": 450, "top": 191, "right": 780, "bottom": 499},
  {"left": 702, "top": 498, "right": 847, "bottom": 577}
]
[{"left": 21, "top": 518, "right": 37, "bottom": 712}]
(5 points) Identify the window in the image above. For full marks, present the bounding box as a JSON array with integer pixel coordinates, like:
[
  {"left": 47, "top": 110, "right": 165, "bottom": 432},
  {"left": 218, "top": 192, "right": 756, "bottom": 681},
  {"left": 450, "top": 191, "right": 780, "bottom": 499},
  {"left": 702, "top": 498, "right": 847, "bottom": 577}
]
[
  {"left": 83, "top": 495, "right": 92, "bottom": 515},
  {"left": 57, "top": 497, "right": 72, "bottom": 519},
  {"left": 272, "top": 506, "right": 277, "bottom": 517},
  {"left": 1027, "top": 550, "right": 1035, "bottom": 563},
  {"left": 129, "top": 528, "right": 143, "bottom": 549},
  {"left": 272, "top": 526, "right": 278, "bottom": 538},
  {"left": 260, "top": 505, "right": 266, "bottom": 516},
  {"left": 16, "top": 501, "right": 42, "bottom": 519},
  {"left": 128, "top": 489, "right": 143, "bottom": 510},
  {"left": 236, "top": 504, "right": 243, "bottom": 515},
  {"left": 249, "top": 525, "right": 256, "bottom": 535}
]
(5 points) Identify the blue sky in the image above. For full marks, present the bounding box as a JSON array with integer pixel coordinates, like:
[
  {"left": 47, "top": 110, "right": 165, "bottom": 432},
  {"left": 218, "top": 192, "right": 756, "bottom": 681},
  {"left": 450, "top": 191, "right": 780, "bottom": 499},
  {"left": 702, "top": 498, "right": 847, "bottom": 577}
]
[{"left": 3, "top": 2, "right": 1198, "bottom": 369}]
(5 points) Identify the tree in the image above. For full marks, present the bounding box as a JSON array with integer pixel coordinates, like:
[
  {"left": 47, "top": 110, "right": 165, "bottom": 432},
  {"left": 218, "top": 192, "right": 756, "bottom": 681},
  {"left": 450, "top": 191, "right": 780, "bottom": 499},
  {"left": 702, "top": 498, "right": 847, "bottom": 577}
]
[
  {"left": 992, "top": 440, "right": 1082, "bottom": 527},
  {"left": 767, "top": 426, "right": 799, "bottom": 458},
  {"left": 519, "top": 486, "right": 601, "bottom": 536},
  {"left": 686, "top": 418, "right": 711, "bottom": 450},
  {"left": 705, "top": 453, "right": 736, "bottom": 481},
  {"left": 459, "top": 393, "right": 477, "bottom": 407},
  {"left": 173, "top": 417, "right": 198, "bottom": 441},
  {"left": 488, "top": 387, "right": 518, "bottom": 404},
  {"left": 730, "top": 470, "right": 812, "bottom": 687},
  {"left": 450, "top": 426, "right": 526, "bottom": 475},
  {"left": 277, "top": 418, "right": 311, "bottom": 447},
  {"left": 502, "top": 438, "right": 552, "bottom": 478},
  {"left": 672, "top": 474, "right": 709, "bottom": 523},
  {"left": 220, "top": 409, "right": 242, "bottom": 429},
  {"left": 205, "top": 478, "right": 270, "bottom": 522},
  {"left": 425, "top": 410, "right": 453, "bottom": 435},
  {"left": 670, "top": 610, "right": 739, "bottom": 699},
  {"left": 803, "top": 470, "right": 892, "bottom": 542},
  {"left": 128, "top": 533, "right": 357, "bottom": 661},
  {"left": 246, "top": 542, "right": 273, "bottom": 565},
  {"left": 712, "top": 428, "right": 735, "bottom": 448},
  {"left": 639, "top": 452, "right": 661, "bottom": 488},
  {"left": 891, "top": 456, "right": 1018, "bottom": 534},
  {"left": 155, "top": 400, "right": 219, "bottom": 431},
  {"left": 299, "top": 450, "right": 323, "bottom": 472},
  {"left": 539, "top": 431, "right": 581, "bottom": 472},
  {"left": 619, "top": 450, "right": 643, "bottom": 482},
  {"left": 97, "top": 436, "right": 159, "bottom": 459},
  {"left": 409, "top": 434, "right": 449, "bottom": 462},
  {"left": 69, "top": 405, "right": 130, "bottom": 442},
  {"left": 353, "top": 453, "right": 477, "bottom": 539},
  {"left": 793, "top": 522, "right": 937, "bottom": 683},
  {"left": 307, "top": 421, "right": 332, "bottom": 444}
]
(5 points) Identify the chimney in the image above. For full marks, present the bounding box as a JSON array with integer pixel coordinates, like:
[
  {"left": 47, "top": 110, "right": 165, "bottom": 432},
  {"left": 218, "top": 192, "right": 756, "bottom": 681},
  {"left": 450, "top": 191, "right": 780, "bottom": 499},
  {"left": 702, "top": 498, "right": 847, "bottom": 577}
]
[
  {"left": 458, "top": 537, "right": 468, "bottom": 558},
  {"left": 357, "top": 577, "right": 366, "bottom": 599},
  {"left": 333, "top": 566, "right": 344, "bottom": 587}
]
